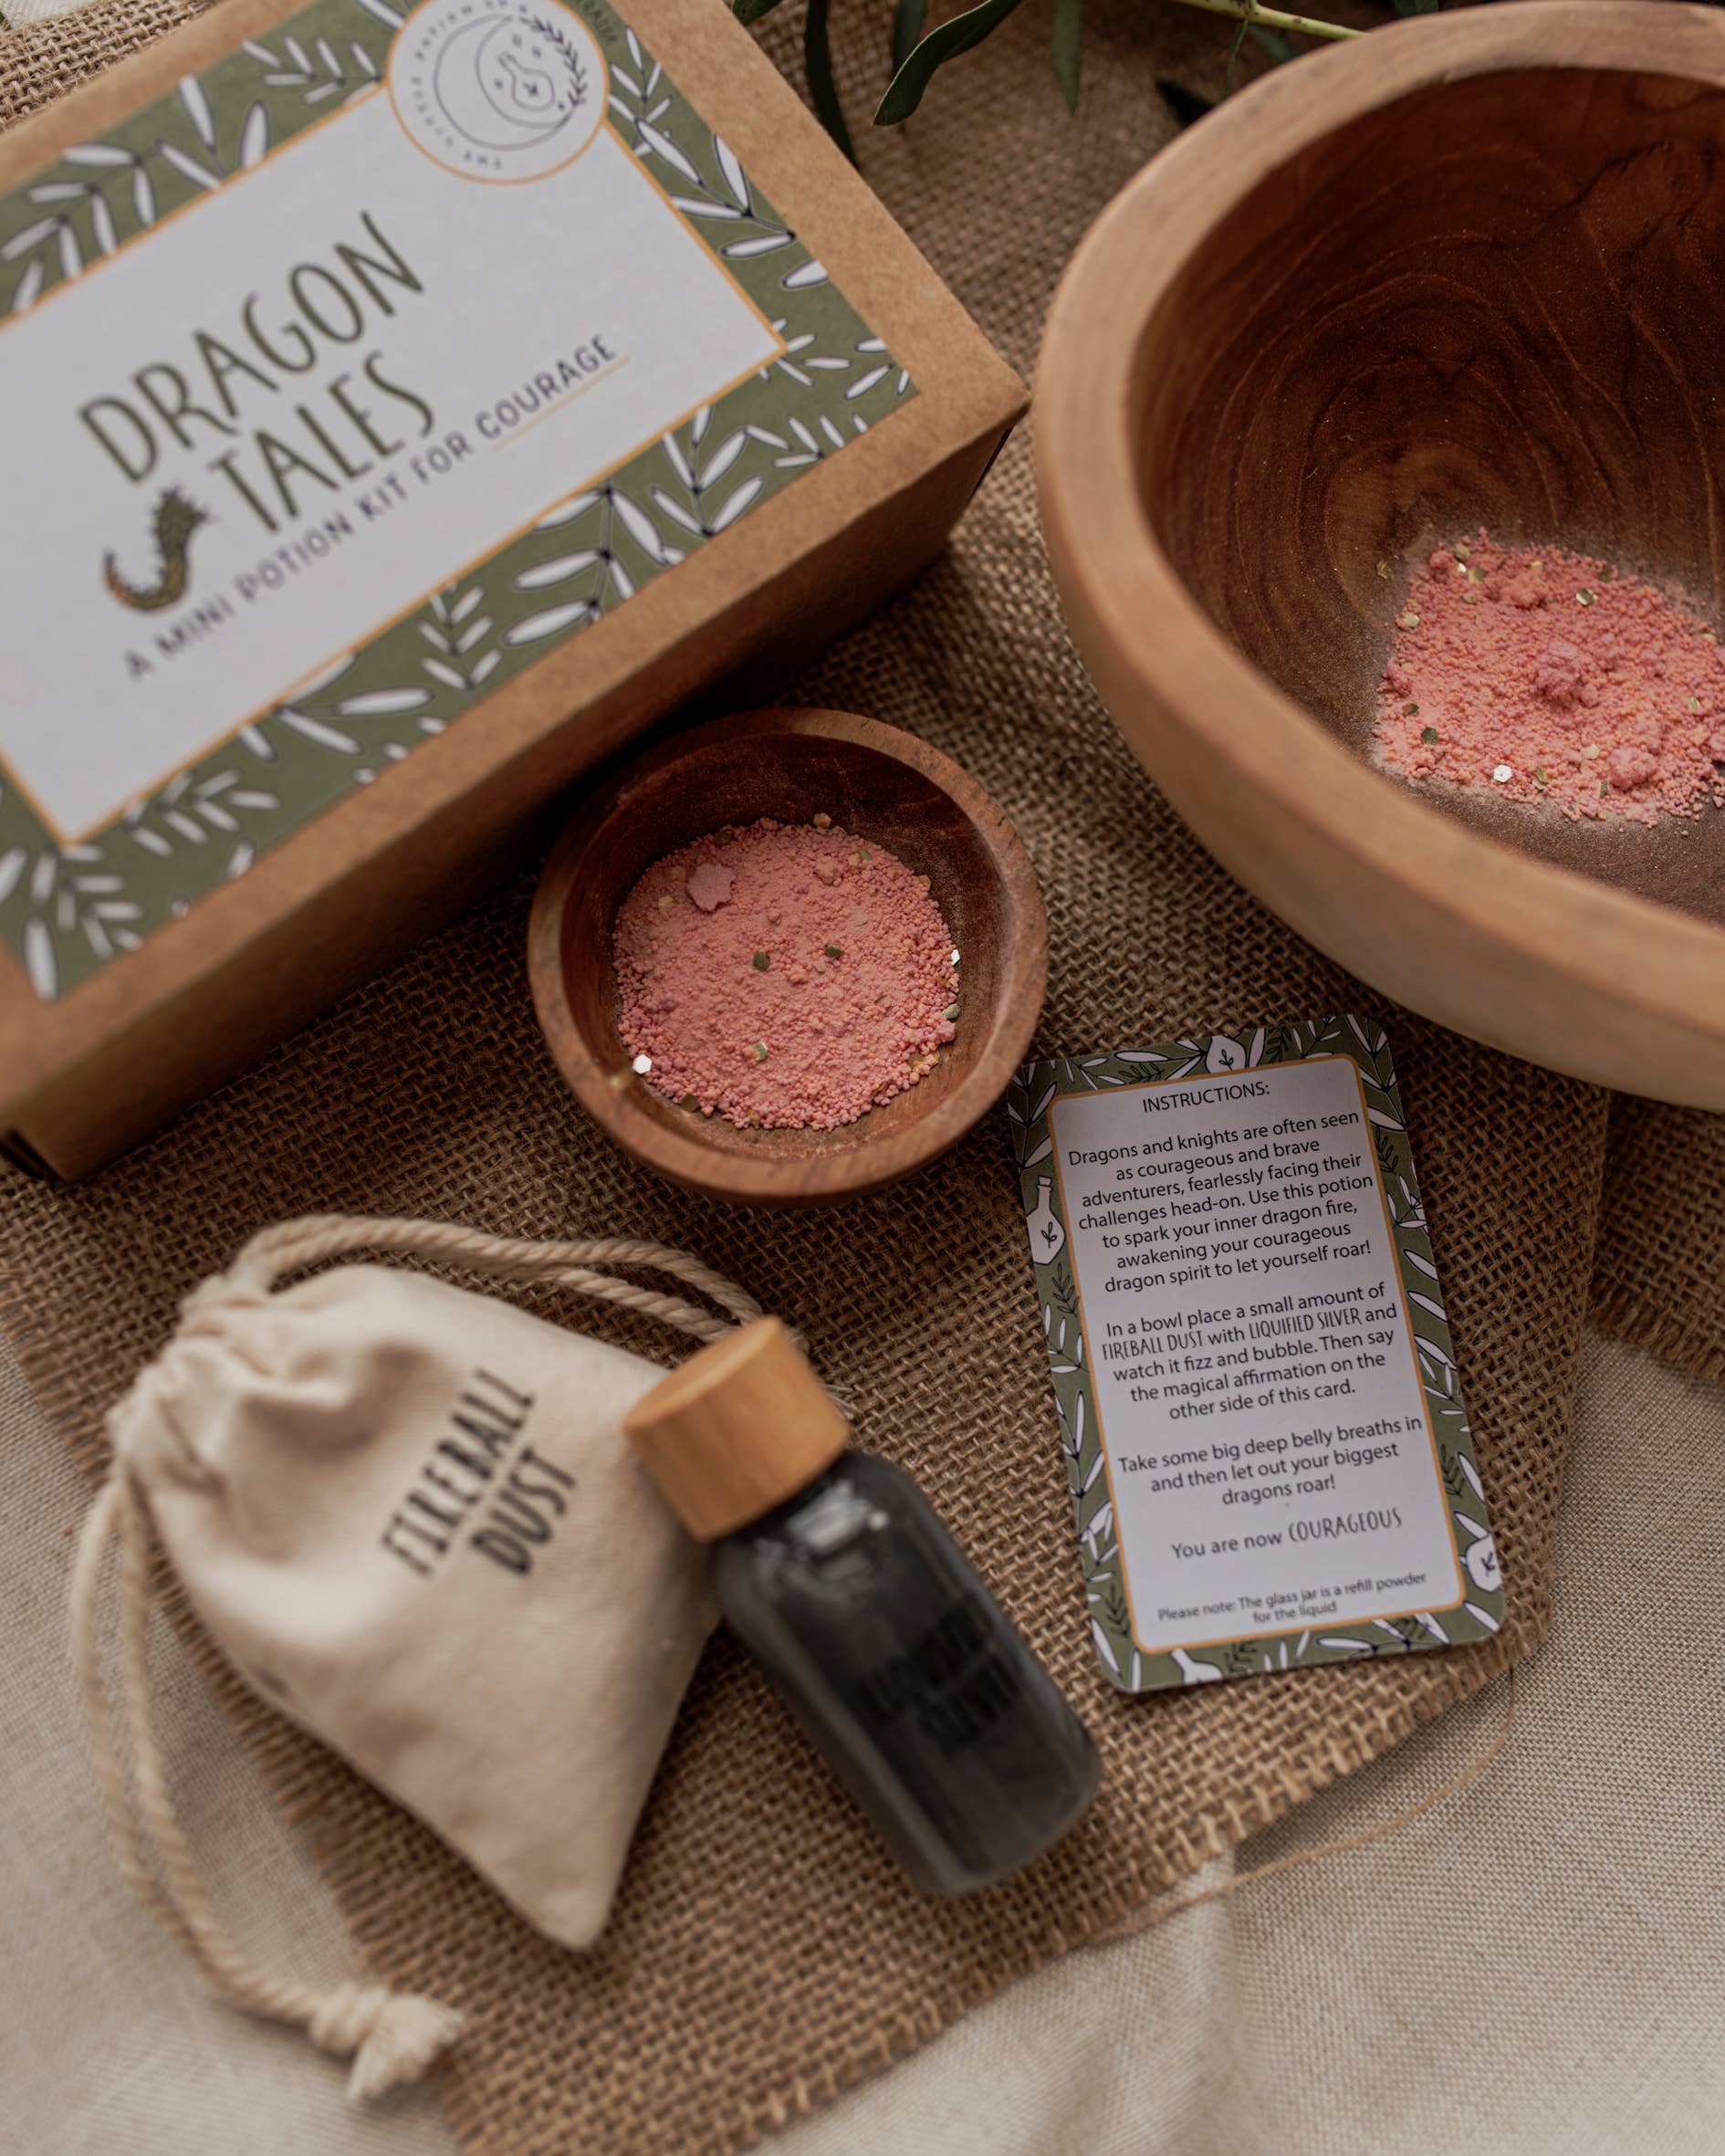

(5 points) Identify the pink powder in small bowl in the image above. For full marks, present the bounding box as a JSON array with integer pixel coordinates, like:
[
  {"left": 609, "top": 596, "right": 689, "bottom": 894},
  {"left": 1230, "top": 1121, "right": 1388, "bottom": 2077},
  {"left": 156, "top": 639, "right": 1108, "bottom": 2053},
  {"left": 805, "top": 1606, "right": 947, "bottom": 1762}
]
[{"left": 613, "top": 817, "right": 961, "bottom": 1131}]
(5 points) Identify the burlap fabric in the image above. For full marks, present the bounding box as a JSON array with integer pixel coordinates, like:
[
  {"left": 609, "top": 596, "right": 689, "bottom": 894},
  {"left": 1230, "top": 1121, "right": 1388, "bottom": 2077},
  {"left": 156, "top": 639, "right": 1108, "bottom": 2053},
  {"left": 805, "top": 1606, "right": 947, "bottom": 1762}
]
[
  {"left": 1593, "top": 1094, "right": 1725, "bottom": 1382},
  {"left": 1, "top": 2, "right": 1717, "bottom": 2150}
]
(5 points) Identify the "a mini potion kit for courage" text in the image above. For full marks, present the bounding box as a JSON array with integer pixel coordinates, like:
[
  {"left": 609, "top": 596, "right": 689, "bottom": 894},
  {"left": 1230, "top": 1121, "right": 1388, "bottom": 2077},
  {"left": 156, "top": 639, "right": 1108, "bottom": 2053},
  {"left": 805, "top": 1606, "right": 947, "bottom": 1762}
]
[
  {"left": 0, "top": 0, "right": 1023, "bottom": 1177},
  {"left": 1013, "top": 1016, "right": 1503, "bottom": 1690}
]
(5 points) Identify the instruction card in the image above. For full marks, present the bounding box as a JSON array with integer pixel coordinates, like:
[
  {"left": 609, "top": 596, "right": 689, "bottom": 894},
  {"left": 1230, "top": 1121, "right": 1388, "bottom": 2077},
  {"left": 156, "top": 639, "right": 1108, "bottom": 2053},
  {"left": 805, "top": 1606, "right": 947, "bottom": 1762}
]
[{"left": 1010, "top": 1018, "right": 1504, "bottom": 1691}]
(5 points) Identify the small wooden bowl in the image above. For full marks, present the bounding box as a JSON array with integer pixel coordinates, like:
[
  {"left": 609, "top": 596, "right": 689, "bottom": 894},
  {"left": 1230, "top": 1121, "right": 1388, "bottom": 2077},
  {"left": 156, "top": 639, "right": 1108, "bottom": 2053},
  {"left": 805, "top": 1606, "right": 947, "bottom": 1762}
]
[
  {"left": 1039, "top": 0, "right": 1725, "bottom": 1106},
  {"left": 528, "top": 709, "right": 1047, "bottom": 1206}
]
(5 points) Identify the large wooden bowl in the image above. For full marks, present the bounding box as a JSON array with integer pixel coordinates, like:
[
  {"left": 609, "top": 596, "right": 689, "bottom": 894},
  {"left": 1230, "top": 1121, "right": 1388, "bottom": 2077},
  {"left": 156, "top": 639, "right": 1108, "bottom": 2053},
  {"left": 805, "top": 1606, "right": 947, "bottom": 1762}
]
[
  {"left": 1039, "top": 0, "right": 1725, "bottom": 1106},
  {"left": 528, "top": 709, "right": 1047, "bottom": 1206}
]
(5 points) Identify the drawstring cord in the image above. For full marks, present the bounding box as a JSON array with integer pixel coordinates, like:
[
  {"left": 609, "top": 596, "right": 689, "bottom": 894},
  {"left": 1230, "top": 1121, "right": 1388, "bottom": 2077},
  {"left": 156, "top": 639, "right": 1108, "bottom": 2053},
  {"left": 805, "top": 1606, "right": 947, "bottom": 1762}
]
[
  {"left": 71, "top": 1214, "right": 774, "bottom": 2099},
  {"left": 223, "top": 1214, "right": 780, "bottom": 1345}
]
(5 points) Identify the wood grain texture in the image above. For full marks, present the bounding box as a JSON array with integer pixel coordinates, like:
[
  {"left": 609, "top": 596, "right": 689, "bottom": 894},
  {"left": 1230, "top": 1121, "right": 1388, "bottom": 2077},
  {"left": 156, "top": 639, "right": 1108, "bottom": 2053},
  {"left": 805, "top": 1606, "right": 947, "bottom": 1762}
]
[
  {"left": 1040, "top": 0, "right": 1725, "bottom": 1106},
  {"left": 623, "top": 1317, "right": 851, "bottom": 1539},
  {"left": 527, "top": 707, "right": 1048, "bottom": 1206}
]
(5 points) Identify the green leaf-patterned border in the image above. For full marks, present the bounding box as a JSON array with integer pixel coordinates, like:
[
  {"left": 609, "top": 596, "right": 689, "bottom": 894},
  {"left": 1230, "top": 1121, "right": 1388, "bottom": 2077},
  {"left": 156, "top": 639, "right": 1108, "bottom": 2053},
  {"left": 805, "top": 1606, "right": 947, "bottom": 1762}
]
[
  {"left": 0, "top": 0, "right": 915, "bottom": 1000},
  {"left": 1009, "top": 1016, "right": 1506, "bottom": 1692}
]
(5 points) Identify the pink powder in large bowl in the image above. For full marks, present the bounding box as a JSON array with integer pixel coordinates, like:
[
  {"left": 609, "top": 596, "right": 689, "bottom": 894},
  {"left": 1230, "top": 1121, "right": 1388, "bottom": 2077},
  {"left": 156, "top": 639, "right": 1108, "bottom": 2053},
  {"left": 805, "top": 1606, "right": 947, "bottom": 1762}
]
[
  {"left": 1373, "top": 533, "right": 1725, "bottom": 826},
  {"left": 613, "top": 817, "right": 961, "bottom": 1131}
]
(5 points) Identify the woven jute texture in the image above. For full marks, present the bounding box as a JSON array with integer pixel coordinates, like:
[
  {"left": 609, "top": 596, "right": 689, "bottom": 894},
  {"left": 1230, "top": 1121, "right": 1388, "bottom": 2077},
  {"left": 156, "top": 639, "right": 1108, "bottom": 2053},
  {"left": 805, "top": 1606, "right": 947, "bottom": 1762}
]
[
  {"left": 0, "top": 1, "right": 1714, "bottom": 2150},
  {"left": 1592, "top": 1094, "right": 1725, "bottom": 1384}
]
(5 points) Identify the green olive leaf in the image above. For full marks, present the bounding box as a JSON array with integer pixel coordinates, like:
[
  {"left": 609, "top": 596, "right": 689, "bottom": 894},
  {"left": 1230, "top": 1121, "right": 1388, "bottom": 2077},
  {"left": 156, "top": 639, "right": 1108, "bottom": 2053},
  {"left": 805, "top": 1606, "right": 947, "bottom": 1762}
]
[
  {"left": 802, "top": 0, "right": 855, "bottom": 162},
  {"left": 875, "top": 0, "right": 1030, "bottom": 126},
  {"left": 1249, "top": 24, "right": 1300, "bottom": 65},
  {"left": 1156, "top": 76, "right": 1214, "bottom": 130},
  {"left": 892, "top": 0, "right": 929, "bottom": 75},
  {"left": 1051, "top": 0, "right": 1082, "bottom": 114}
]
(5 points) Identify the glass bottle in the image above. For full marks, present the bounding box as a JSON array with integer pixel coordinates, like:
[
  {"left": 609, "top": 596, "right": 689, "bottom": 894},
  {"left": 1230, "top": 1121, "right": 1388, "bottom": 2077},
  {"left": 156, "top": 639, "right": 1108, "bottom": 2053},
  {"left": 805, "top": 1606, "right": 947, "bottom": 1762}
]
[{"left": 623, "top": 1317, "right": 1100, "bottom": 1896}]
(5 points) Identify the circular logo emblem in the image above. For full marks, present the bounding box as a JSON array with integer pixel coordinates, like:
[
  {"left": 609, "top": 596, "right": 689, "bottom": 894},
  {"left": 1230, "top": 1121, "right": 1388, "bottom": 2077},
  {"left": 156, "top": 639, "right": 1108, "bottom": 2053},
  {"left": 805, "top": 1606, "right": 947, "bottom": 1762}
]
[{"left": 390, "top": 0, "right": 607, "bottom": 183}]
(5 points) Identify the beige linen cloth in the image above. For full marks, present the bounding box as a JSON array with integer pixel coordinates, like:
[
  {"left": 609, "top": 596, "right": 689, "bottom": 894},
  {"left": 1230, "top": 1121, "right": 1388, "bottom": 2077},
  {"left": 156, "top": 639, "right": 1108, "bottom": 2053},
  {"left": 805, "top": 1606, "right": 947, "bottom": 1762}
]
[
  {"left": 9, "top": 1326, "right": 1723, "bottom": 2153},
  {"left": 2, "top": 0, "right": 88, "bottom": 22}
]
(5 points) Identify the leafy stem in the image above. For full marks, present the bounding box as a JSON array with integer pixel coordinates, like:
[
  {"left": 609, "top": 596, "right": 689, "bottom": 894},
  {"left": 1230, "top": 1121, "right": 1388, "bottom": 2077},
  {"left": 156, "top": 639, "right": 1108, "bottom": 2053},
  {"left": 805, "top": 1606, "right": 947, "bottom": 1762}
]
[
  {"left": 1163, "top": 0, "right": 1359, "bottom": 44},
  {"left": 735, "top": 0, "right": 1372, "bottom": 149}
]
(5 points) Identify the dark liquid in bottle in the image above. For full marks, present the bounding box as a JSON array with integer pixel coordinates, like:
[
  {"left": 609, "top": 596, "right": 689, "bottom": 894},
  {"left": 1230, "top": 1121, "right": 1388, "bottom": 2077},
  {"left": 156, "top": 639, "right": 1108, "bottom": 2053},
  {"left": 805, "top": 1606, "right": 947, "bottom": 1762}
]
[{"left": 715, "top": 1451, "right": 1101, "bottom": 1895}]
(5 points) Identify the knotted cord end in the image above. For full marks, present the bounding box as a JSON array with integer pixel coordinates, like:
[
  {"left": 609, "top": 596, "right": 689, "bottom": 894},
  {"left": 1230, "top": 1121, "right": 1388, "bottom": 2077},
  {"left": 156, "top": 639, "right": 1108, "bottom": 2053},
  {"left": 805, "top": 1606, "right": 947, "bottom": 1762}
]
[{"left": 307, "top": 1979, "right": 465, "bottom": 2102}]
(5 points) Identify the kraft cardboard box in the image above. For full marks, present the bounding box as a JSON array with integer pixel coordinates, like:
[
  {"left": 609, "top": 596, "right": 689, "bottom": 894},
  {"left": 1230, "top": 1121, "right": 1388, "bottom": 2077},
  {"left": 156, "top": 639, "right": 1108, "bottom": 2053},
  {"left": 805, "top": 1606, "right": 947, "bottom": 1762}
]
[{"left": 0, "top": 0, "right": 1025, "bottom": 1177}]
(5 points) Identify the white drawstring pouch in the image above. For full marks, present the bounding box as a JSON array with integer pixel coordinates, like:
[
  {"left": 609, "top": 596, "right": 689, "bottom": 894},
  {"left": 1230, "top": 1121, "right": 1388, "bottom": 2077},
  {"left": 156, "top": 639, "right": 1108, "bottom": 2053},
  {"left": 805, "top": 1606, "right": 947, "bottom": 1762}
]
[{"left": 73, "top": 1213, "right": 774, "bottom": 2098}]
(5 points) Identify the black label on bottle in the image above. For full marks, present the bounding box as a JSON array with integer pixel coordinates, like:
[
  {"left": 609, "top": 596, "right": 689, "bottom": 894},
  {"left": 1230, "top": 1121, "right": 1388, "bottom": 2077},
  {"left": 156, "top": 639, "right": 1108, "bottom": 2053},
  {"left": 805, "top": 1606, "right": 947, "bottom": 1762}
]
[{"left": 852, "top": 1595, "right": 1023, "bottom": 1758}]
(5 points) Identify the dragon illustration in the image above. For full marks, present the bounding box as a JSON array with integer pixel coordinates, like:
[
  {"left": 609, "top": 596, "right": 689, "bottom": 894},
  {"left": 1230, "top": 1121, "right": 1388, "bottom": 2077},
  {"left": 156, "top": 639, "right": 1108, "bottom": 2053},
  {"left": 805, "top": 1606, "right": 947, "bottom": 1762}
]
[{"left": 102, "top": 487, "right": 210, "bottom": 612}]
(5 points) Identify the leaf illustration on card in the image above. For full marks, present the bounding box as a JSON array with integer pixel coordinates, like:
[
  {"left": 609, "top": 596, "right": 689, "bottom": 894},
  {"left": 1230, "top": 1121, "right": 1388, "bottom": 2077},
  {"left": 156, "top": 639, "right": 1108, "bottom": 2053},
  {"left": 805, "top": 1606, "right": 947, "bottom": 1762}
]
[{"left": 0, "top": 0, "right": 917, "bottom": 1000}]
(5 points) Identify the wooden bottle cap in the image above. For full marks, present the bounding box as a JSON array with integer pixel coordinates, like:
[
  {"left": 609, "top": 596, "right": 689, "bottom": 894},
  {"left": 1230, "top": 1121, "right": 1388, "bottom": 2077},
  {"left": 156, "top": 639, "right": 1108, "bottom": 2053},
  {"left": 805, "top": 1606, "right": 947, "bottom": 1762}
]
[{"left": 622, "top": 1316, "right": 850, "bottom": 1541}]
